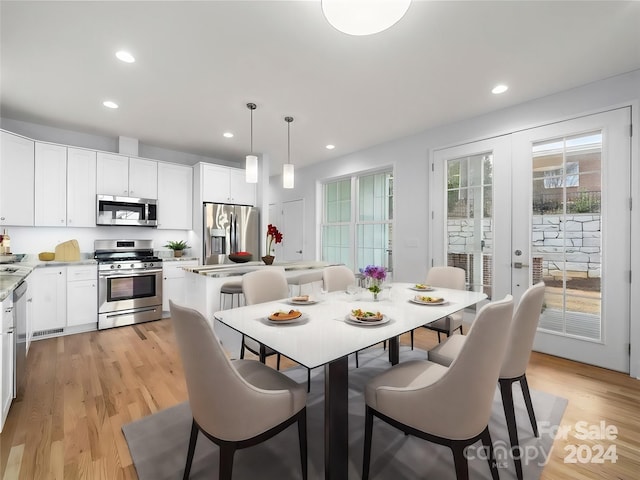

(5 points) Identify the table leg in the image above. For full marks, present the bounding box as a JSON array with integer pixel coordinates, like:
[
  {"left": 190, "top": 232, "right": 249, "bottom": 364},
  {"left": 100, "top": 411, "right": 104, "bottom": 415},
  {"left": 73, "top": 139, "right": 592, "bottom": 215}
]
[
  {"left": 324, "top": 356, "right": 348, "bottom": 480},
  {"left": 389, "top": 335, "right": 400, "bottom": 365}
]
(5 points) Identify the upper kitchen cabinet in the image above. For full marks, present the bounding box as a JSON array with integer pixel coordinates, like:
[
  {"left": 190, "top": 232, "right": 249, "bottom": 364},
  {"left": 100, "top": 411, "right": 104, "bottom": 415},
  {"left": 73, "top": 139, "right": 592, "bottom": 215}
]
[
  {"left": 66, "top": 148, "right": 97, "bottom": 227},
  {"left": 96, "top": 153, "right": 157, "bottom": 199},
  {"left": 34, "top": 142, "right": 67, "bottom": 226},
  {"left": 201, "top": 164, "right": 255, "bottom": 205},
  {"left": 35, "top": 144, "right": 97, "bottom": 227},
  {"left": 157, "top": 162, "right": 193, "bottom": 230},
  {"left": 0, "top": 131, "right": 35, "bottom": 226}
]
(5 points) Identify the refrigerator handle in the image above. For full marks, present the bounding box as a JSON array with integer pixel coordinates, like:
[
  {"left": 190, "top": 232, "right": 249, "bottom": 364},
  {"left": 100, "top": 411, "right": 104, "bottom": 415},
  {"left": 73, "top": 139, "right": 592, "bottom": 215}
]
[{"left": 230, "top": 212, "right": 236, "bottom": 253}]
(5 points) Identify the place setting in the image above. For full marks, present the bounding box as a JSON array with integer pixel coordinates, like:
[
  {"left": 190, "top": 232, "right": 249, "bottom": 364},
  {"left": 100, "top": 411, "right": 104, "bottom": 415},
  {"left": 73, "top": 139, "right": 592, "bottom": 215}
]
[
  {"left": 409, "top": 294, "right": 448, "bottom": 306},
  {"left": 263, "top": 308, "right": 309, "bottom": 325},
  {"left": 287, "top": 294, "right": 320, "bottom": 305},
  {"left": 345, "top": 307, "right": 391, "bottom": 326},
  {"left": 408, "top": 283, "right": 435, "bottom": 292}
]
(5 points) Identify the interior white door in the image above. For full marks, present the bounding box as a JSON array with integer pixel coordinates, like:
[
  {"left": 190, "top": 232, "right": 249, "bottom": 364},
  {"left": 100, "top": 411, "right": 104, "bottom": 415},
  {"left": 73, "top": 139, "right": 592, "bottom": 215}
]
[
  {"left": 511, "top": 108, "right": 631, "bottom": 372},
  {"left": 282, "top": 199, "right": 304, "bottom": 262}
]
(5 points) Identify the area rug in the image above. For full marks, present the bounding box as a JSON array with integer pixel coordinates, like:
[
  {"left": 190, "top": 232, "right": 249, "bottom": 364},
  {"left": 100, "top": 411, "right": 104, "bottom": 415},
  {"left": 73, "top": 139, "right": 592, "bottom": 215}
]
[{"left": 123, "top": 348, "right": 567, "bottom": 479}]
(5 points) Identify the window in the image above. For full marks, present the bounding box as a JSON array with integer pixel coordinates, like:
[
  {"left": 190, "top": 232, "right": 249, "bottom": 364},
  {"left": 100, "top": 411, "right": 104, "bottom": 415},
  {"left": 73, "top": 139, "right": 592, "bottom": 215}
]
[{"left": 321, "top": 170, "right": 393, "bottom": 273}]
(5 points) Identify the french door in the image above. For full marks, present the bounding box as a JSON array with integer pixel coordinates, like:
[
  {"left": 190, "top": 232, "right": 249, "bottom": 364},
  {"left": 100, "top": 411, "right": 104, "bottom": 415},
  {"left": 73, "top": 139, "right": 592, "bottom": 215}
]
[{"left": 432, "top": 108, "right": 631, "bottom": 372}]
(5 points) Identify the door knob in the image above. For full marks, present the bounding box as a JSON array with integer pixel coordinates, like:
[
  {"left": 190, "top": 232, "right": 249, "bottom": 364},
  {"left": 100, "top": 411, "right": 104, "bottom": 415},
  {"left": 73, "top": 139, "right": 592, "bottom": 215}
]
[{"left": 296, "top": 250, "right": 302, "bottom": 254}]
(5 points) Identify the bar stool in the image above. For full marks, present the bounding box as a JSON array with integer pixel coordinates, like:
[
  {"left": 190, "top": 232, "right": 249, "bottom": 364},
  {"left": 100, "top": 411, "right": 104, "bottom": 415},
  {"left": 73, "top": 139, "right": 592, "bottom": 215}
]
[{"left": 219, "top": 279, "right": 244, "bottom": 310}]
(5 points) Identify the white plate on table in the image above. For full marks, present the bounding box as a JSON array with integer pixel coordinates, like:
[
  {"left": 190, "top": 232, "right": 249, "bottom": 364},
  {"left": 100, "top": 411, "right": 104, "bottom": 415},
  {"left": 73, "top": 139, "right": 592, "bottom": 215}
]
[
  {"left": 266, "top": 312, "right": 308, "bottom": 325},
  {"left": 288, "top": 298, "right": 318, "bottom": 305},
  {"left": 345, "top": 314, "right": 390, "bottom": 326},
  {"left": 409, "top": 296, "right": 447, "bottom": 306},
  {"left": 409, "top": 285, "right": 434, "bottom": 292}
]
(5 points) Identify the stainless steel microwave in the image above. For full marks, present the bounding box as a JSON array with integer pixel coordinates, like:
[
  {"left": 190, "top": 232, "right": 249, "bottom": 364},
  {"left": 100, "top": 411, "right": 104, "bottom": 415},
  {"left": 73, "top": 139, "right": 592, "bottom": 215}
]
[{"left": 96, "top": 195, "right": 158, "bottom": 227}]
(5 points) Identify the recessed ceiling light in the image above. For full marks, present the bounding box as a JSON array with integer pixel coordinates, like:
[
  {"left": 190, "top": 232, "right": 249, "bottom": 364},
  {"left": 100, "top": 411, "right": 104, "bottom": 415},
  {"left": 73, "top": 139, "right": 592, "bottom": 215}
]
[
  {"left": 116, "top": 50, "right": 135, "bottom": 63},
  {"left": 326, "top": 144, "right": 335, "bottom": 150},
  {"left": 223, "top": 132, "right": 234, "bottom": 138},
  {"left": 492, "top": 84, "right": 509, "bottom": 94},
  {"left": 103, "top": 100, "right": 119, "bottom": 109}
]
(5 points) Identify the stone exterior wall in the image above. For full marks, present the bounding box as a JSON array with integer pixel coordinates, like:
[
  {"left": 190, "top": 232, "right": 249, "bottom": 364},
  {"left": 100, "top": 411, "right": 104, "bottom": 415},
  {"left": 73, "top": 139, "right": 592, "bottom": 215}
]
[
  {"left": 532, "top": 213, "right": 601, "bottom": 279},
  {"left": 446, "top": 213, "right": 601, "bottom": 285}
]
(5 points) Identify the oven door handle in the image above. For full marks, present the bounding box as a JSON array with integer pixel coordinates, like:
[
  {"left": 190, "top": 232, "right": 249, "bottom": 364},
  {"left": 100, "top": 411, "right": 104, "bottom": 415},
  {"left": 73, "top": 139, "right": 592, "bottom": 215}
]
[{"left": 99, "top": 268, "right": 163, "bottom": 277}]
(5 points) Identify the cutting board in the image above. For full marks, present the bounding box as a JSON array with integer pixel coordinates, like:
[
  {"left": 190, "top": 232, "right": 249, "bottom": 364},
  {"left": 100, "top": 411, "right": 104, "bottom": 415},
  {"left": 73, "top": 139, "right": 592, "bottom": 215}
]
[{"left": 54, "top": 239, "right": 81, "bottom": 262}]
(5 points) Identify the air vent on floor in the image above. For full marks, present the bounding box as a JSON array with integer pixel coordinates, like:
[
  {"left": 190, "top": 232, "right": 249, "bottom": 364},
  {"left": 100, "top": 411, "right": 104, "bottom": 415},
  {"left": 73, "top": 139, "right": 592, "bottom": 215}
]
[{"left": 33, "top": 328, "right": 64, "bottom": 337}]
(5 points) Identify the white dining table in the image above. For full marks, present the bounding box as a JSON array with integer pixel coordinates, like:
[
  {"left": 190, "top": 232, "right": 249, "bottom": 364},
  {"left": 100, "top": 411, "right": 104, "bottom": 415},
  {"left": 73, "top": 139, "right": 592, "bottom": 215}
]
[{"left": 213, "top": 282, "right": 487, "bottom": 480}]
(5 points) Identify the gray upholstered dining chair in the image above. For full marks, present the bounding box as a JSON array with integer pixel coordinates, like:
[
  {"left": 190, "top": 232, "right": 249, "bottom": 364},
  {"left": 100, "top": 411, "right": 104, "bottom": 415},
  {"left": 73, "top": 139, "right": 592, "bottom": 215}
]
[
  {"left": 169, "top": 300, "right": 308, "bottom": 480},
  {"left": 428, "top": 282, "right": 546, "bottom": 480},
  {"left": 410, "top": 265, "right": 466, "bottom": 348},
  {"left": 363, "top": 295, "right": 514, "bottom": 480},
  {"left": 322, "top": 265, "right": 380, "bottom": 368},
  {"left": 240, "top": 269, "right": 289, "bottom": 369},
  {"left": 242, "top": 268, "right": 314, "bottom": 391},
  {"left": 322, "top": 265, "right": 357, "bottom": 292}
]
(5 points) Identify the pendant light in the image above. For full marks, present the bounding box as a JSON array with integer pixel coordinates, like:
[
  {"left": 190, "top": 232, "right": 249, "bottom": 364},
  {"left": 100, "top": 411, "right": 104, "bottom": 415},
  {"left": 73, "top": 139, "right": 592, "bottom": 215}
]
[
  {"left": 321, "top": 0, "right": 411, "bottom": 36},
  {"left": 283, "top": 116, "right": 295, "bottom": 189},
  {"left": 245, "top": 102, "right": 258, "bottom": 183}
]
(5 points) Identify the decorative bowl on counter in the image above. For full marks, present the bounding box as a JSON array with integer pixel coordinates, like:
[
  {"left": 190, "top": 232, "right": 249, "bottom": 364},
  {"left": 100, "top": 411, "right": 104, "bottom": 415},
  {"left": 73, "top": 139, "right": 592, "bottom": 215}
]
[{"left": 228, "top": 252, "right": 253, "bottom": 263}]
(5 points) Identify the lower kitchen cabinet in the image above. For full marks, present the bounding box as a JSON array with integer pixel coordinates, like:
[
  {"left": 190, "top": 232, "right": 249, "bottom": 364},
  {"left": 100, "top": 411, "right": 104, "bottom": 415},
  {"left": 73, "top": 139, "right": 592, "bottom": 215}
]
[
  {"left": 66, "top": 266, "right": 97, "bottom": 327},
  {"left": 1, "top": 296, "right": 14, "bottom": 432},
  {"left": 162, "top": 260, "right": 198, "bottom": 313},
  {"left": 31, "top": 267, "right": 66, "bottom": 335}
]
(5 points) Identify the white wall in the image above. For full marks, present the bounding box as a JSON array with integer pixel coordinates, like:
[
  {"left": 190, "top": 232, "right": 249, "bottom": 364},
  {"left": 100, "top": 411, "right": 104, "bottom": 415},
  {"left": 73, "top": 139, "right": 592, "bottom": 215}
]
[{"left": 269, "top": 69, "right": 640, "bottom": 377}]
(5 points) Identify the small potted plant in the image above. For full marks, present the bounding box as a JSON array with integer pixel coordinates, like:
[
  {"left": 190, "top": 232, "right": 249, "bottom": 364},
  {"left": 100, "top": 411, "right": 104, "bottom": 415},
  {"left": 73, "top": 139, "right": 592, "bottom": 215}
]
[{"left": 164, "top": 240, "right": 189, "bottom": 257}]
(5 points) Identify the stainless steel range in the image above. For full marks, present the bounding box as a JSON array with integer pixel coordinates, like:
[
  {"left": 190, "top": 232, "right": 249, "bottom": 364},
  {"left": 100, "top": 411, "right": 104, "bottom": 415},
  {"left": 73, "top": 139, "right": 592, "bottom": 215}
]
[{"left": 94, "top": 239, "right": 163, "bottom": 330}]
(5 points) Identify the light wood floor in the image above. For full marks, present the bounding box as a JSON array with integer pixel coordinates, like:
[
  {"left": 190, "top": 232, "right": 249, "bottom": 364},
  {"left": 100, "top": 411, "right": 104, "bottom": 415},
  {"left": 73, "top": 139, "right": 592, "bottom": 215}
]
[{"left": 1, "top": 319, "right": 639, "bottom": 479}]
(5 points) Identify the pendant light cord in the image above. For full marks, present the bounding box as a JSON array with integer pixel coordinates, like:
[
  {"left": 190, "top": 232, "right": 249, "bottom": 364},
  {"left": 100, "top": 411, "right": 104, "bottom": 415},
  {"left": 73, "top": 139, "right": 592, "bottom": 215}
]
[{"left": 285, "top": 116, "right": 293, "bottom": 164}]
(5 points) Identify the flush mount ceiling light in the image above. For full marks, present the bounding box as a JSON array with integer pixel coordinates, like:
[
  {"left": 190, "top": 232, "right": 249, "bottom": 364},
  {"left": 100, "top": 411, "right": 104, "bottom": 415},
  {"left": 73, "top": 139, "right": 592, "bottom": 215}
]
[
  {"left": 115, "top": 50, "right": 135, "bottom": 63},
  {"left": 321, "top": 0, "right": 411, "bottom": 36},
  {"left": 283, "top": 116, "right": 295, "bottom": 189},
  {"left": 492, "top": 84, "right": 509, "bottom": 94},
  {"left": 103, "top": 100, "right": 118, "bottom": 109},
  {"left": 223, "top": 132, "right": 234, "bottom": 138},
  {"left": 326, "top": 144, "right": 336, "bottom": 150},
  {"left": 245, "top": 103, "right": 258, "bottom": 183}
]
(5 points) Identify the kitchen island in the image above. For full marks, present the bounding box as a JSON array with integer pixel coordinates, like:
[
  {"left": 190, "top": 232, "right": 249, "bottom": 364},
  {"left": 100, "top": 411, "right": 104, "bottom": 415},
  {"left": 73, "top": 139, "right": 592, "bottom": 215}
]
[{"left": 182, "top": 261, "right": 329, "bottom": 357}]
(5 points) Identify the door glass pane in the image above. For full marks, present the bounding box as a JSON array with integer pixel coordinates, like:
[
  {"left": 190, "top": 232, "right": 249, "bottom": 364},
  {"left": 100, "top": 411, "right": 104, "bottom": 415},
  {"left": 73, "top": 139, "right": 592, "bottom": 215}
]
[
  {"left": 446, "top": 153, "right": 493, "bottom": 299},
  {"left": 531, "top": 131, "right": 602, "bottom": 340}
]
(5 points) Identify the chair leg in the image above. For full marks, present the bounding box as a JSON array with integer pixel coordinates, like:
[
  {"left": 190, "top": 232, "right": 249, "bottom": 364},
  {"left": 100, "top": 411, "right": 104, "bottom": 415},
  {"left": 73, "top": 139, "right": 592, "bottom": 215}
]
[
  {"left": 297, "top": 409, "right": 308, "bottom": 480},
  {"left": 218, "top": 444, "right": 237, "bottom": 480},
  {"left": 277, "top": 353, "right": 281, "bottom": 370},
  {"left": 410, "top": 329, "right": 414, "bottom": 350},
  {"left": 355, "top": 351, "right": 359, "bottom": 368},
  {"left": 480, "top": 426, "right": 500, "bottom": 480},
  {"left": 451, "top": 443, "right": 470, "bottom": 480},
  {"left": 362, "top": 406, "right": 374, "bottom": 480},
  {"left": 240, "top": 335, "right": 246, "bottom": 359},
  {"left": 307, "top": 368, "right": 311, "bottom": 393},
  {"left": 500, "top": 378, "right": 523, "bottom": 480},
  {"left": 520, "top": 375, "right": 539, "bottom": 437},
  {"left": 183, "top": 419, "right": 199, "bottom": 480},
  {"left": 437, "top": 331, "right": 442, "bottom": 343}
]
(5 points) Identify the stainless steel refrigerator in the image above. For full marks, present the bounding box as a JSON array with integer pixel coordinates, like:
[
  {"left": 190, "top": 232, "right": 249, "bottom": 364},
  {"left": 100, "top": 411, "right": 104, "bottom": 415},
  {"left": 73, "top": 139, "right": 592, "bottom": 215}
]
[{"left": 203, "top": 203, "right": 260, "bottom": 264}]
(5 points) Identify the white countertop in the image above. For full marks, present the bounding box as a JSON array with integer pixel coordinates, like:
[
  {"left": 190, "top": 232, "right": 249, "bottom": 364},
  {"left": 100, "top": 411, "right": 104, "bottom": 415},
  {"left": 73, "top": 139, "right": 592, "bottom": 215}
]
[{"left": 184, "top": 261, "right": 330, "bottom": 278}]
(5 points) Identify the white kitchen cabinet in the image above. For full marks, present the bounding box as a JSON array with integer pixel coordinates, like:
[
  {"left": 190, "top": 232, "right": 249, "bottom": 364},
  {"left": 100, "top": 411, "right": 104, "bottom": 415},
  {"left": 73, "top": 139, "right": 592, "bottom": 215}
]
[
  {"left": 34, "top": 142, "right": 67, "bottom": 226},
  {"left": 35, "top": 144, "right": 97, "bottom": 227},
  {"left": 1, "top": 296, "right": 13, "bottom": 432},
  {"left": 97, "top": 153, "right": 157, "bottom": 199},
  {"left": 202, "top": 164, "right": 255, "bottom": 205},
  {"left": 157, "top": 162, "right": 193, "bottom": 230},
  {"left": 31, "top": 267, "right": 67, "bottom": 334},
  {"left": 128, "top": 157, "right": 158, "bottom": 199},
  {"left": 66, "top": 266, "right": 97, "bottom": 327},
  {"left": 162, "top": 260, "right": 198, "bottom": 312},
  {"left": 0, "top": 131, "right": 35, "bottom": 226},
  {"left": 67, "top": 148, "right": 97, "bottom": 227}
]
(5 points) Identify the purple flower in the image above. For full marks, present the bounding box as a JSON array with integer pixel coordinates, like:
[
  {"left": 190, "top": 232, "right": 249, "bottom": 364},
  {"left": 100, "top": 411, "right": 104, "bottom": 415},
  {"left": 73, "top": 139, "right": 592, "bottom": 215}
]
[{"left": 360, "top": 265, "right": 387, "bottom": 281}]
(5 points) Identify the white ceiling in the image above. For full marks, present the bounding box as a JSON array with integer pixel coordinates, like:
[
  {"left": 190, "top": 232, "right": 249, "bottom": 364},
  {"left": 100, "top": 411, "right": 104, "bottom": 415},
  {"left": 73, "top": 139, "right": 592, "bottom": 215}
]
[{"left": 1, "top": 1, "right": 639, "bottom": 174}]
